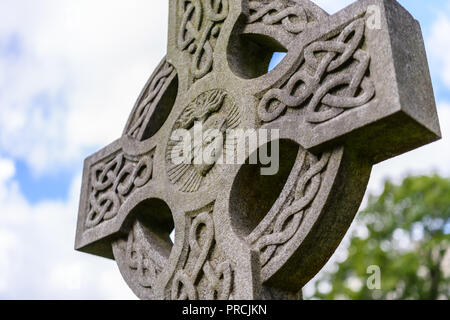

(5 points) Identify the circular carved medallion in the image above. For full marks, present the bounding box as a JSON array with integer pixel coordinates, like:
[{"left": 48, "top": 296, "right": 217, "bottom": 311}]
[{"left": 166, "top": 89, "right": 240, "bottom": 193}]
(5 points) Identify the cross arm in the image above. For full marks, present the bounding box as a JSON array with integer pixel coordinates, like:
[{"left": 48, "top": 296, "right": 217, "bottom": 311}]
[
  {"left": 75, "top": 136, "right": 156, "bottom": 259},
  {"left": 259, "top": 0, "right": 440, "bottom": 164}
]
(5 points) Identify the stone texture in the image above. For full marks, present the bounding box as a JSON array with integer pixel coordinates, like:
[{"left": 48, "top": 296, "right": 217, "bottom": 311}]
[{"left": 75, "top": 0, "right": 441, "bottom": 300}]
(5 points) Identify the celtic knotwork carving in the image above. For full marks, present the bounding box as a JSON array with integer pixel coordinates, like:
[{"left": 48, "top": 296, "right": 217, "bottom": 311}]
[
  {"left": 171, "top": 210, "right": 233, "bottom": 300},
  {"left": 166, "top": 89, "right": 240, "bottom": 192},
  {"left": 251, "top": 150, "right": 331, "bottom": 266},
  {"left": 178, "top": 0, "right": 229, "bottom": 81},
  {"left": 75, "top": 0, "right": 440, "bottom": 301},
  {"left": 125, "top": 221, "right": 165, "bottom": 289},
  {"left": 85, "top": 151, "right": 154, "bottom": 229},
  {"left": 125, "top": 60, "right": 176, "bottom": 139},
  {"left": 248, "top": 0, "right": 313, "bottom": 34},
  {"left": 258, "top": 18, "right": 375, "bottom": 123}
]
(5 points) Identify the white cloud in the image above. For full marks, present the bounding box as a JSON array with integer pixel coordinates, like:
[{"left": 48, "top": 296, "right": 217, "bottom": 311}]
[
  {"left": 0, "top": 157, "right": 15, "bottom": 184},
  {"left": 0, "top": 158, "right": 136, "bottom": 299},
  {"left": 0, "top": 2, "right": 164, "bottom": 297},
  {"left": 0, "top": 0, "right": 168, "bottom": 175},
  {"left": 428, "top": 9, "right": 450, "bottom": 89}
]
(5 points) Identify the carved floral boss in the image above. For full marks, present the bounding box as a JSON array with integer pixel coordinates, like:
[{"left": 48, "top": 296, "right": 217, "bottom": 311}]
[{"left": 75, "top": 0, "right": 440, "bottom": 300}]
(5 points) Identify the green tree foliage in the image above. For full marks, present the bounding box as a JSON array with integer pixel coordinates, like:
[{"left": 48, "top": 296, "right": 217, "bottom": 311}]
[{"left": 312, "top": 175, "right": 450, "bottom": 300}]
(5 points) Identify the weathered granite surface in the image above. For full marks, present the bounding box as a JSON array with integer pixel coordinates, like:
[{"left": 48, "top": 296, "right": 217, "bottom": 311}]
[{"left": 75, "top": 0, "right": 441, "bottom": 300}]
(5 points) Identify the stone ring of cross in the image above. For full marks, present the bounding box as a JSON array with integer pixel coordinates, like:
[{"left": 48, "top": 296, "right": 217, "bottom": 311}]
[{"left": 75, "top": 0, "right": 441, "bottom": 300}]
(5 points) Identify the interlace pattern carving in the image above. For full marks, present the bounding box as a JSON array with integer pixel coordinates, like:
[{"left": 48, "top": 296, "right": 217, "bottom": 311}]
[
  {"left": 126, "top": 61, "right": 175, "bottom": 139},
  {"left": 171, "top": 210, "right": 233, "bottom": 300},
  {"left": 248, "top": 0, "right": 313, "bottom": 34},
  {"left": 258, "top": 18, "right": 375, "bottom": 123},
  {"left": 125, "top": 221, "right": 165, "bottom": 289},
  {"left": 252, "top": 151, "right": 331, "bottom": 266},
  {"left": 178, "top": 0, "right": 230, "bottom": 81},
  {"left": 85, "top": 152, "right": 153, "bottom": 229}
]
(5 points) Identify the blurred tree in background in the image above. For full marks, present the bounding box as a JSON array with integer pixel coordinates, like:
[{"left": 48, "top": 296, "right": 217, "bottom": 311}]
[{"left": 312, "top": 175, "right": 450, "bottom": 300}]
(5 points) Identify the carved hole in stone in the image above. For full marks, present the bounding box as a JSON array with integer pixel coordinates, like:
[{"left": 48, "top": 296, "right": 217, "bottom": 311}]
[
  {"left": 229, "top": 139, "right": 300, "bottom": 237},
  {"left": 227, "top": 32, "right": 287, "bottom": 79},
  {"left": 126, "top": 198, "right": 175, "bottom": 258},
  {"left": 141, "top": 75, "right": 179, "bottom": 140}
]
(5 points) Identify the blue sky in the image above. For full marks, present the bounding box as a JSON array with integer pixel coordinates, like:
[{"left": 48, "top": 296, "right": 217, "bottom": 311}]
[{"left": 0, "top": 0, "right": 449, "bottom": 299}]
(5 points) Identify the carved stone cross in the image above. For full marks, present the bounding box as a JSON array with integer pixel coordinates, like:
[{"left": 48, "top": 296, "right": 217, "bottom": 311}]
[{"left": 75, "top": 0, "right": 441, "bottom": 300}]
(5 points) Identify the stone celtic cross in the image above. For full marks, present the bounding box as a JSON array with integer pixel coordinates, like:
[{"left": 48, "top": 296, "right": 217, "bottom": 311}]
[{"left": 75, "top": 0, "right": 440, "bottom": 300}]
